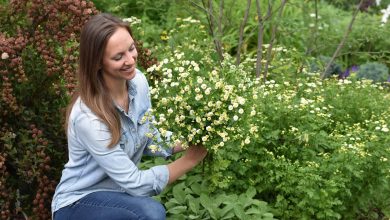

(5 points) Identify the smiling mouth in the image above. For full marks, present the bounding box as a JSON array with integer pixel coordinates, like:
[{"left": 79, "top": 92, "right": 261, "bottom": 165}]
[{"left": 121, "top": 66, "right": 135, "bottom": 72}]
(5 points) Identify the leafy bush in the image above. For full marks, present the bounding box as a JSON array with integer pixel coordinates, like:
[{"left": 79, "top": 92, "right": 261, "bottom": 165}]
[
  {"left": 144, "top": 17, "right": 390, "bottom": 219},
  {"left": 0, "top": 1, "right": 98, "bottom": 218},
  {"left": 146, "top": 18, "right": 255, "bottom": 154},
  {"left": 310, "top": 55, "right": 343, "bottom": 78},
  {"left": 140, "top": 158, "right": 276, "bottom": 220},
  {"left": 0, "top": 1, "right": 157, "bottom": 219},
  {"left": 2, "top": 1, "right": 390, "bottom": 219},
  {"left": 356, "top": 62, "right": 389, "bottom": 82},
  {"left": 223, "top": 76, "right": 390, "bottom": 219}
]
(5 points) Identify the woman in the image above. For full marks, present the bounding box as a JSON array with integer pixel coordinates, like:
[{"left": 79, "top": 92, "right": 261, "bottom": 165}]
[{"left": 52, "top": 13, "right": 207, "bottom": 220}]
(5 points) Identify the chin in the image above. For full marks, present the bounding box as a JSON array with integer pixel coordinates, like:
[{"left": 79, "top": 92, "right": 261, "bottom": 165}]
[
  {"left": 122, "top": 69, "right": 136, "bottom": 80},
  {"left": 127, "top": 70, "right": 136, "bottom": 80}
]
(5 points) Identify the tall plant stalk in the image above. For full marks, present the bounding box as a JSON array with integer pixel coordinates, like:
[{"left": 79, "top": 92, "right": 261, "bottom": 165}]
[
  {"left": 321, "top": 0, "right": 364, "bottom": 79},
  {"left": 201, "top": 0, "right": 224, "bottom": 62},
  {"left": 255, "top": 0, "right": 263, "bottom": 78},
  {"left": 263, "top": 0, "right": 288, "bottom": 80},
  {"left": 236, "top": 0, "right": 251, "bottom": 66},
  {"left": 305, "top": 0, "right": 319, "bottom": 56}
]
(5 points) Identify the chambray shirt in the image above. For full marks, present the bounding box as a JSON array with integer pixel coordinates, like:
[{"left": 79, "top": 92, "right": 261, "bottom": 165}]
[{"left": 51, "top": 70, "right": 172, "bottom": 215}]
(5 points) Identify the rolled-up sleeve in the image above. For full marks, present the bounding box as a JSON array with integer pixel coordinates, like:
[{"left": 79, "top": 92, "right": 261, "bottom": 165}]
[
  {"left": 74, "top": 112, "right": 169, "bottom": 196},
  {"left": 143, "top": 122, "right": 173, "bottom": 159},
  {"left": 141, "top": 72, "right": 173, "bottom": 159}
]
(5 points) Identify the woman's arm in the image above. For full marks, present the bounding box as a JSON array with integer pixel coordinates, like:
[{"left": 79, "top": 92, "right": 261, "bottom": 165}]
[{"left": 167, "top": 145, "right": 207, "bottom": 184}]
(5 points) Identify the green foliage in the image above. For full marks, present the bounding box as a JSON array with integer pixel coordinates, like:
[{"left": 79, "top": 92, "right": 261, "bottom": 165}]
[
  {"left": 324, "top": 0, "right": 390, "bottom": 12},
  {"left": 0, "top": 0, "right": 99, "bottom": 218},
  {"left": 147, "top": 17, "right": 255, "bottom": 155},
  {"left": 310, "top": 55, "right": 343, "bottom": 78},
  {"left": 141, "top": 158, "right": 276, "bottom": 220},
  {"left": 225, "top": 75, "right": 390, "bottom": 219},
  {"left": 142, "top": 18, "right": 390, "bottom": 219},
  {"left": 162, "top": 178, "right": 275, "bottom": 220},
  {"left": 356, "top": 62, "right": 389, "bottom": 82},
  {"left": 92, "top": 0, "right": 190, "bottom": 48},
  {"left": 218, "top": 0, "right": 390, "bottom": 69},
  {"left": 2, "top": 0, "right": 390, "bottom": 219}
]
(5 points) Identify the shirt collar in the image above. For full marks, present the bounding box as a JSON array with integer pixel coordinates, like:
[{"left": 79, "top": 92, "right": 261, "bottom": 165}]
[
  {"left": 114, "top": 80, "right": 137, "bottom": 114},
  {"left": 127, "top": 80, "right": 137, "bottom": 100}
]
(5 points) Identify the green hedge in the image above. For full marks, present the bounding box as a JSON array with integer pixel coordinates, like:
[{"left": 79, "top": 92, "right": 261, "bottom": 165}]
[{"left": 2, "top": 1, "right": 390, "bottom": 219}]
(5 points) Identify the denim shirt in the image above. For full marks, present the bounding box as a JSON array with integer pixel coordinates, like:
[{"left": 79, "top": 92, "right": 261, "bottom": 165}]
[{"left": 51, "top": 69, "right": 172, "bottom": 214}]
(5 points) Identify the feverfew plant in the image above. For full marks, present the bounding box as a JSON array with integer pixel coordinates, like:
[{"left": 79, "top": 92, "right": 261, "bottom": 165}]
[
  {"left": 145, "top": 18, "right": 255, "bottom": 154},
  {"left": 148, "top": 53, "right": 254, "bottom": 153}
]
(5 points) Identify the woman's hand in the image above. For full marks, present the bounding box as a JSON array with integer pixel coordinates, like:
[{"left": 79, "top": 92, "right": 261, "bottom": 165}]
[
  {"left": 183, "top": 144, "right": 208, "bottom": 166},
  {"left": 167, "top": 144, "right": 207, "bottom": 184},
  {"left": 172, "top": 143, "right": 185, "bottom": 154}
]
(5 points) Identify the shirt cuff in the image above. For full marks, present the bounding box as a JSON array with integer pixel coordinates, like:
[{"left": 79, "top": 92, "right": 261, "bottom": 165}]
[{"left": 150, "top": 165, "right": 170, "bottom": 195}]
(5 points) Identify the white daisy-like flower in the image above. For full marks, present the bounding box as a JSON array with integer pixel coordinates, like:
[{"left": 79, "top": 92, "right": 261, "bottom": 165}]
[
  {"left": 194, "top": 66, "right": 200, "bottom": 72},
  {"left": 250, "top": 110, "right": 256, "bottom": 116}
]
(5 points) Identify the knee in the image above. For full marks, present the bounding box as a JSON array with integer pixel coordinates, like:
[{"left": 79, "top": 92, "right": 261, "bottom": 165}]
[{"left": 143, "top": 200, "right": 166, "bottom": 220}]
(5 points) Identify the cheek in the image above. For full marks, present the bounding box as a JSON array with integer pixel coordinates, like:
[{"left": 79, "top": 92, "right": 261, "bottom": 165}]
[
  {"left": 103, "top": 60, "right": 122, "bottom": 71},
  {"left": 133, "top": 49, "right": 138, "bottom": 58}
]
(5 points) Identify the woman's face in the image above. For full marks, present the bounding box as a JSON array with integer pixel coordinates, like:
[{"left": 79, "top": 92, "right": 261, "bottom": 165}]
[{"left": 102, "top": 27, "right": 138, "bottom": 84}]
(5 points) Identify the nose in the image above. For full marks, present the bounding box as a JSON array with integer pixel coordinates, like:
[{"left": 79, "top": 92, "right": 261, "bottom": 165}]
[{"left": 124, "top": 51, "right": 137, "bottom": 66}]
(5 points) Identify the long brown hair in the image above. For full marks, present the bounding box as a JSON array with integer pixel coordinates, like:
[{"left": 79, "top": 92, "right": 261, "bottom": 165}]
[{"left": 66, "top": 13, "right": 133, "bottom": 148}]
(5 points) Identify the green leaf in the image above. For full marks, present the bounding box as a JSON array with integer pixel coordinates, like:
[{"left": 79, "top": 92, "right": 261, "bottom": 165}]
[
  {"left": 168, "top": 214, "right": 187, "bottom": 220},
  {"left": 220, "top": 204, "right": 234, "bottom": 217},
  {"left": 190, "top": 182, "right": 202, "bottom": 195},
  {"left": 200, "top": 194, "right": 218, "bottom": 219},
  {"left": 262, "top": 213, "right": 274, "bottom": 219},
  {"left": 222, "top": 194, "right": 238, "bottom": 205},
  {"left": 167, "top": 206, "right": 187, "bottom": 215},
  {"left": 172, "top": 184, "right": 186, "bottom": 204},
  {"left": 214, "top": 194, "right": 227, "bottom": 207},
  {"left": 165, "top": 198, "right": 181, "bottom": 209},
  {"left": 245, "top": 187, "right": 257, "bottom": 199},
  {"left": 221, "top": 210, "right": 235, "bottom": 220},
  {"left": 245, "top": 207, "right": 262, "bottom": 215},
  {"left": 234, "top": 205, "right": 247, "bottom": 219},
  {"left": 199, "top": 194, "right": 213, "bottom": 209},
  {"left": 238, "top": 194, "right": 252, "bottom": 208},
  {"left": 188, "top": 214, "right": 201, "bottom": 219},
  {"left": 188, "top": 198, "right": 200, "bottom": 214}
]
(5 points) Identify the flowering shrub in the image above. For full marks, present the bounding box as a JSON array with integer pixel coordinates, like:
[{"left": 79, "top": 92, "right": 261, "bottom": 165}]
[
  {"left": 224, "top": 75, "right": 390, "bottom": 219},
  {"left": 0, "top": 1, "right": 157, "bottom": 219},
  {"left": 1, "top": 1, "right": 389, "bottom": 219},
  {"left": 148, "top": 55, "right": 254, "bottom": 152},
  {"left": 143, "top": 17, "right": 390, "bottom": 219},
  {"left": 146, "top": 18, "right": 257, "bottom": 153},
  {"left": 0, "top": 1, "right": 98, "bottom": 218}
]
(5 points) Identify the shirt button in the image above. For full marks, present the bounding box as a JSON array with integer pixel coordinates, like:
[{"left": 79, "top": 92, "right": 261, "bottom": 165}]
[{"left": 131, "top": 128, "right": 136, "bottom": 132}]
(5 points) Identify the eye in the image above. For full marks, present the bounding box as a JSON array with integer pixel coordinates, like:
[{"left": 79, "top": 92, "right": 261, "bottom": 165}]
[
  {"left": 129, "top": 45, "right": 135, "bottom": 51},
  {"left": 113, "top": 55, "right": 122, "bottom": 61}
]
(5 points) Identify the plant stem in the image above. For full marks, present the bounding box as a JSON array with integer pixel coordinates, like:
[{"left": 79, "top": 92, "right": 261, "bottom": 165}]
[
  {"left": 236, "top": 0, "right": 251, "bottom": 66},
  {"left": 263, "top": 0, "right": 288, "bottom": 80},
  {"left": 321, "top": 0, "right": 364, "bottom": 79},
  {"left": 255, "top": 0, "right": 263, "bottom": 78},
  {"left": 305, "top": 0, "right": 319, "bottom": 56},
  {"left": 218, "top": 0, "right": 224, "bottom": 37}
]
